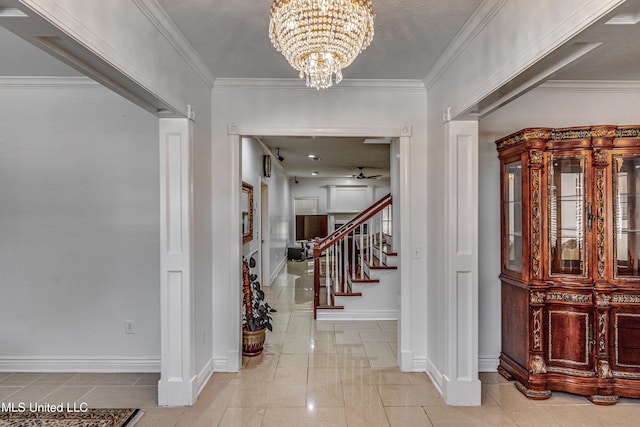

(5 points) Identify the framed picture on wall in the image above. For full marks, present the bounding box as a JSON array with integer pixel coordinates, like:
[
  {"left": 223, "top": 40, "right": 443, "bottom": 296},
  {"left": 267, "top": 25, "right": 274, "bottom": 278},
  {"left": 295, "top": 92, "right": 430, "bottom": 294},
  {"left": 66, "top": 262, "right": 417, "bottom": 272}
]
[{"left": 263, "top": 155, "right": 271, "bottom": 178}]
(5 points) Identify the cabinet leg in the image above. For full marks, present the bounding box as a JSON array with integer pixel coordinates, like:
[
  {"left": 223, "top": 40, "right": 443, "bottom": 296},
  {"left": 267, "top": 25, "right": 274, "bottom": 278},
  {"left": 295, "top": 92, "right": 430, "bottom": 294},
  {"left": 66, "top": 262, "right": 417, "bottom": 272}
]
[
  {"left": 515, "top": 381, "right": 551, "bottom": 400},
  {"left": 588, "top": 395, "right": 619, "bottom": 405}
]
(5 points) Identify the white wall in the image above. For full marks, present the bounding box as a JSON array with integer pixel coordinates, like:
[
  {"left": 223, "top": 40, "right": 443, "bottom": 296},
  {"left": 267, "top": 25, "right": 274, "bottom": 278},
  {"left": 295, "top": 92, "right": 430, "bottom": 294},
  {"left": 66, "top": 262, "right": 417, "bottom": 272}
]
[
  {"left": 14, "top": 1, "right": 215, "bottom": 382},
  {"left": 241, "top": 138, "right": 291, "bottom": 285},
  {"left": 0, "top": 79, "right": 160, "bottom": 369},
  {"left": 290, "top": 177, "right": 391, "bottom": 241},
  {"left": 212, "top": 81, "right": 428, "bottom": 371},
  {"left": 476, "top": 82, "right": 640, "bottom": 371}
]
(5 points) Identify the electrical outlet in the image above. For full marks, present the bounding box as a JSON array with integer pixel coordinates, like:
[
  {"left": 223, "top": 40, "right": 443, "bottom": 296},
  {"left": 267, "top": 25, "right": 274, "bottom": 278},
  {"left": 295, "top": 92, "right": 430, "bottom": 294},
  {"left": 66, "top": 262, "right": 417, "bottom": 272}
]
[{"left": 125, "top": 320, "right": 135, "bottom": 334}]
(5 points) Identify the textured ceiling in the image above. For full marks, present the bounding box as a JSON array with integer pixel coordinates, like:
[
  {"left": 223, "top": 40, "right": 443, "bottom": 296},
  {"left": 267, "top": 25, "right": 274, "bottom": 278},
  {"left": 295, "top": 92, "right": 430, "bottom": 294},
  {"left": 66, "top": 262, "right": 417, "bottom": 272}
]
[{"left": 156, "top": 0, "right": 484, "bottom": 80}]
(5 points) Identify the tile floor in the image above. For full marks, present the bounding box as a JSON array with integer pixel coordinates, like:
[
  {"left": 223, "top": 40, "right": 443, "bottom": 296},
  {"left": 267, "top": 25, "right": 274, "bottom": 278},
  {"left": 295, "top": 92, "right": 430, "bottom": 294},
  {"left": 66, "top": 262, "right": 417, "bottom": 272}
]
[{"left": 1, "top": 260, "right": 640, "bottom": 426}]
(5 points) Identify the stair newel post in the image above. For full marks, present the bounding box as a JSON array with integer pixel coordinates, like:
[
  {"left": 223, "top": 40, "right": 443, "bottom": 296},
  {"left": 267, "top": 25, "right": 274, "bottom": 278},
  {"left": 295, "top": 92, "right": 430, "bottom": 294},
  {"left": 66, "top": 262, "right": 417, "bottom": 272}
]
[{"left": 313, "top": 239, "right": 320, "bottom": 319}]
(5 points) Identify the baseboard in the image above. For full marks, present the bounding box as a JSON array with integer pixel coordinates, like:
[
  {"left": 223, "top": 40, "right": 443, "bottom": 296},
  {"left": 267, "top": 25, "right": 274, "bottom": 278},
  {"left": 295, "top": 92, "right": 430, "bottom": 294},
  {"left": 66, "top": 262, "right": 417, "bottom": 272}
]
[
  {"left": 212, "top": 357, "right": 229, "bottom": 372},
  {"left": 412, "top": 357, "right": 427, "bottom": 372},
  {"left": 316, "top": 309, "right": 398, "bottom": 321},
  {"left": 196, "top": 358, "right": 214, "bottom": 396},
  {"left": 425, "top": 356, "right": 445, "bottom": 396},
  {"left": 479, "top": 356, "right": 499, "bottom": 372},
  {"left": 0, "top": 357, "right": 160, "bottom": 372},
  {"left": 268, "top": 257, "right": 287, "bottom": 286}
]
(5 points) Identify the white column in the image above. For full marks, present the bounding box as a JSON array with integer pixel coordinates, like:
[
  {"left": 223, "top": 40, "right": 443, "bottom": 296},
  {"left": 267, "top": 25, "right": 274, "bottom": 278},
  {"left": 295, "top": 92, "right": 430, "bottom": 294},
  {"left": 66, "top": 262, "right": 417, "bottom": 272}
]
[
  {"left": 158, "top": 118, "right": 197, "bottom": 406},
  {"left": 398, "top": 125, "right": 412, "bottom": 371},
  {"left": 442, "top": 120, "right": 481, "bottom": 405}
]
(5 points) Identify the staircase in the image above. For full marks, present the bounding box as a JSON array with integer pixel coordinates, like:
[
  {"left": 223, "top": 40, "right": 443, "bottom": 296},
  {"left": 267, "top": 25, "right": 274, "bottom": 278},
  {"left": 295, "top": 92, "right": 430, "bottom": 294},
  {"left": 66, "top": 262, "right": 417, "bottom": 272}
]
[{"left": 313, "top": 193, "right": 399, "bottom": 320}]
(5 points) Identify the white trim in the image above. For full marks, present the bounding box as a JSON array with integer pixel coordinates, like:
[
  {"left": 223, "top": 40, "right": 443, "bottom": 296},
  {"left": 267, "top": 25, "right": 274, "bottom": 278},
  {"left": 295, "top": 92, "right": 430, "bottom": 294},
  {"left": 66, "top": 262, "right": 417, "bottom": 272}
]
[
  {"left": 479, "top": 357, "right": 499, "bottom": 372},
  {"left": 541, "top": 80, "right": 640, "bottom": 92},
  {"left": 212, "top": 358, "right": 229, "bottom": 372},
  {"left": 316, "top": 309, "right": 398, "bottom": 321},
  {"left": 424, "top": 0, "right": 508, "bottom": 89},
  {"left": 412, "top": 357, "right": 428, "bottom": 372},
  {"left": 426, "top": 356, "right": 445, "bottom": 396},
  {"left": 0, "top": 357, "right": 160, "bottom": 373},
  {"left": 195, "top": 358, "right": 214, "bottom": 396},
  {"left": 214, "top": 78, "right": 426, "bottom": 92},
  {"left": 0, "top": 76, "right": 100, "bottom": 89},
  {"left": 454, "top": 0, "right": 625, "bottom": 119},
  {"left": 132, "top": 0, "right": 215, "bottom": 87}
]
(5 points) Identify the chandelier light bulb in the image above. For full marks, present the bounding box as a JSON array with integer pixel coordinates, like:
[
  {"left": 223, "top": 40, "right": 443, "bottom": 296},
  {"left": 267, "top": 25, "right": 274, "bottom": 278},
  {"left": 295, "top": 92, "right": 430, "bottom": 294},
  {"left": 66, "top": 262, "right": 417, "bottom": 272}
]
[{"left": 269, "top": 0, "right": 375, "bottom": 90}]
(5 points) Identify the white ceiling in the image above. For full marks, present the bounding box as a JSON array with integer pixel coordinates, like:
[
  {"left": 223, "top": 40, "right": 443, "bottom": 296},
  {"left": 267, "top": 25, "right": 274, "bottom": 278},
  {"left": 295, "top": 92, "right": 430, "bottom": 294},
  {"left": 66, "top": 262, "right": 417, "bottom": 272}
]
[
  {"left": 258, "top": 136, "right": 390, "bottom": 179},
  {"left": 3, "top": 1, "right": 640, "bottom": 176},
  {"left": 155, "top": 0, "right": 484, "bottom": 80}
]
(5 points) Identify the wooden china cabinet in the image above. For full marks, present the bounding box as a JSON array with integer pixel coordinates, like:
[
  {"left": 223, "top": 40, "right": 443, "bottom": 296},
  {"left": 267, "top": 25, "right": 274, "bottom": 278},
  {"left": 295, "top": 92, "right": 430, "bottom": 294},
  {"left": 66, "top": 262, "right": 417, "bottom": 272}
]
[{"left": 496, "top": 125, "right": 640, "bottom": 405}]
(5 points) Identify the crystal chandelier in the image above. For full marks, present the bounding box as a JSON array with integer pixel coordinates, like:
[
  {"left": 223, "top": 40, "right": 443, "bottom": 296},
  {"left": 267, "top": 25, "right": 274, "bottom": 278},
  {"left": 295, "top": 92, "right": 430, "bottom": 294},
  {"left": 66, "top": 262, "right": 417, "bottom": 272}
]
[{"left": 269, "top": 0, "right": 375, "bottom": 90}]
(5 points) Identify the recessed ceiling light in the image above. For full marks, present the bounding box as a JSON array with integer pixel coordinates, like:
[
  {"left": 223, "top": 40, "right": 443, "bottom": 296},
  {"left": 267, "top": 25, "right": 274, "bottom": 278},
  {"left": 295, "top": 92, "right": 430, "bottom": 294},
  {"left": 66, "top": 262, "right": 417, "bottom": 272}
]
[
  {"left": 307, "top": 154, "right": 316, "bottom": 158},
  {"left": 312, "top": 171, "right": 319, "bottom": 176},
  {"left": 308, "top": 154, "right": 320, "bottom": 161}
]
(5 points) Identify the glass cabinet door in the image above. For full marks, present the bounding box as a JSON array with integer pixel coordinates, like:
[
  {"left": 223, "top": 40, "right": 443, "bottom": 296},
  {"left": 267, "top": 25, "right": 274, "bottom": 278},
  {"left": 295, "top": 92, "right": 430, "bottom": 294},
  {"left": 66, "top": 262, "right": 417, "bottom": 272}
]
[
  {"left": 504, "top": 161, "right": 522, "bottom": 272},
  {"left": 548, "top": 155, "right": 587, "bottom": 277},
  {"left": 614, "top": 155, "right": 640, "bottom": 278}
]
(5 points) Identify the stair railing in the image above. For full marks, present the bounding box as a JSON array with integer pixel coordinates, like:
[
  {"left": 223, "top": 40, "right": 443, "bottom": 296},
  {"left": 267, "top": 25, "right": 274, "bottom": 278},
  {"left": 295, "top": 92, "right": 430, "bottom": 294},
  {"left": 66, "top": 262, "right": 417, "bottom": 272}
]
[{"left": 313, "top": 193, "right": 392, "bottom": 318}]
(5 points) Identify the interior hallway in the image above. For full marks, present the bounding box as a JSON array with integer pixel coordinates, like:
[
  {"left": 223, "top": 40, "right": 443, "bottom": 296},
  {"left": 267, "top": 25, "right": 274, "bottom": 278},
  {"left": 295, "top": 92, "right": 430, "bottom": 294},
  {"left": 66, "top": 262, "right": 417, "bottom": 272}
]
[{"left": 1, "top": 260, "right": 640, "bottom": 426}]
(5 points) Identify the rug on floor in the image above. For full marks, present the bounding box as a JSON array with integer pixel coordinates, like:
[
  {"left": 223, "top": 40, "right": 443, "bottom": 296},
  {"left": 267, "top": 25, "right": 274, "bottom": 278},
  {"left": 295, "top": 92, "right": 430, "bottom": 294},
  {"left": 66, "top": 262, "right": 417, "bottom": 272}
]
[{"left": 0, "top": 408, "right": 142, "bottom": 427}]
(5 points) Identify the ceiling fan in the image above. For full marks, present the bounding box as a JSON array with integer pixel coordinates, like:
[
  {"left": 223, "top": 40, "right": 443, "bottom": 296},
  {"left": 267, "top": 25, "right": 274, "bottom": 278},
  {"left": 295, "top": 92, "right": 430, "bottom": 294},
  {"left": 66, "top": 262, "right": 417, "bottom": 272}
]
[{"left": 353, "top": 167, "right": 382, "bottom": 180}]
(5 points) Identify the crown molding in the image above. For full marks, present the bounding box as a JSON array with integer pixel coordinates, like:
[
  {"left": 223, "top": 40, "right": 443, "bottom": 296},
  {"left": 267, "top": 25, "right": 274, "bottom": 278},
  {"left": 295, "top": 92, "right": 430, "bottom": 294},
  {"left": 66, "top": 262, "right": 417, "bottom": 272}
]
[
  {"left": 213, "top": 78, "right": 426, "bottom": 92},
  {"left": 132, "top": 0, "right": 215, "bottom": 88},
  {"left": 0, "top": 76, "right": 102, "bottom": 89},
  {"left": 540, "top": 80, "right": 640, "bottom": 92},
  {"left": 424, "top": 0, "right": 508, "bottom": 89}
]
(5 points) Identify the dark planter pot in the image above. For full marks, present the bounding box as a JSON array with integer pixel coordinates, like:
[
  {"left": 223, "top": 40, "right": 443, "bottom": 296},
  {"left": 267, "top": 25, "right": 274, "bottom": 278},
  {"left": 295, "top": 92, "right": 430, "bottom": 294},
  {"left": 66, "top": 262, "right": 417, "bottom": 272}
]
[{"left": 242, "top": 328, "right": 266, "bottom": 357}]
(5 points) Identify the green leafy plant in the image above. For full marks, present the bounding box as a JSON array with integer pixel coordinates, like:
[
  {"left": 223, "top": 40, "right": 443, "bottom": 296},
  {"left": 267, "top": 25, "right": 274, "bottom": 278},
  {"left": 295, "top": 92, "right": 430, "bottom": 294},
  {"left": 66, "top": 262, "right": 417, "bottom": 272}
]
[{"left": 242, "top": 256, "right": 277, "bottom": 331}]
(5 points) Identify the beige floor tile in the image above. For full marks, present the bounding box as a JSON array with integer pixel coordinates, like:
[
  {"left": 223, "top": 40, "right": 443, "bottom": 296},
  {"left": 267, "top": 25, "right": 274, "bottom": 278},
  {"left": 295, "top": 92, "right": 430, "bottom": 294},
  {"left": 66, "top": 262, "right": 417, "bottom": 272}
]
[
  {"left": 342, "top": 383, "right": 383, "bottom": 407},
  {"left": 335, "top": 343, "right": 367, "bottom": 356},
  {"left": 29, "top": 373, "right": 77, "bottom": 384},
  {"left": 2, "top": 384, "right": 61, "bottom": 404},
  {"left": 359, "top": 330, "right": 397, "bottom": 343},
  {"left": 273, "top": 364, "right": 308, "bottom": 386},
  {"left": 385, "top": 406, "right": 433, "bottom": 427},
  {"left": 363, "top": 342, "right": 398, "bottom": 368},
  {"left": 425, "top": 404, "right": 518, "bottom": 426},
  {"left": 333, "top": 320, "right": 382, "bottom": 331},
  {"left": 314, "top": 321, "right": 335, "bottom": 332},
  {"left": 307, "top": 383, "right": 345, "bottom": 407},
  {"left": 133, "top": 373, "right": 160, "bottom": 386},
  {"left": 310, "top": 353, "right": 370, "bottom": 369},
  {"left": 0, "top": 386, "right": 22, "bottom": 400},
  {"left": 38, "top": 385, "right": 94, "bottom": 405},
  {"left": 308, "top": 368, "right": 341, "bottom": 386},
  {"left": 335, "top": 329, "right": 364, "bottom": 345},
  {"left": 81, "top": 385, "right": 157, "bottom": 408},
  {"left": 345, "top": 404, "right": 390, "bottom": 427},
  {"left": 66, "top": 373, "right": 142, "bottom": 386},
  {"left": 262, "top": 406, "right": 348, "bottom": 427},
  {"left": 134, "top": 408, "right": 184, "bottom": 427},
  {"left": 257, "top": 384, "right": 307, "bottom": 407},
  {"left": 0, "top": 373, "right": 42, "bottom": 385},
  {"left": 282, "top": 340, "right": 314, "bottom": 354},
  {"left": 379, "top": 384, "right": 444, "bottom": 407},
  {"left": 218, "top": 407, "right": 265, "bottom": 427}
]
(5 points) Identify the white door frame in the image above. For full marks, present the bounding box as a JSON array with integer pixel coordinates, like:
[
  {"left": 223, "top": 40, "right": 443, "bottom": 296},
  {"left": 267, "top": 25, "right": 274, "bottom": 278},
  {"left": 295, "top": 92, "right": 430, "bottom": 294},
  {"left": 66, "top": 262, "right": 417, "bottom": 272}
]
[{"left": 227, "top": 124, "right": 413, "bottom": 371}]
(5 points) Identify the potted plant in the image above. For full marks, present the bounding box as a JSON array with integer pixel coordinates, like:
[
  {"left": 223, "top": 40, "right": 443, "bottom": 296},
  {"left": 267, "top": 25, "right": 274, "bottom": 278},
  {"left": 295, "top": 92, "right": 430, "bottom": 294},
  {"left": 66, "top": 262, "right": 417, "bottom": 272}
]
[{"left": 242, "top": 256, "right": 276, "bottom": 357}]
